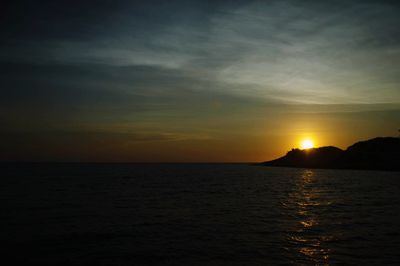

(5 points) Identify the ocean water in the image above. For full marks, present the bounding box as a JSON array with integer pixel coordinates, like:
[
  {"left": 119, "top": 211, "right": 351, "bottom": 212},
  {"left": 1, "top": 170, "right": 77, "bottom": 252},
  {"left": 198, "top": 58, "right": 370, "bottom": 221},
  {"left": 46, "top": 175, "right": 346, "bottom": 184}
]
[{"left": 1, "top": 163, "right": 400, "bottom": 265}]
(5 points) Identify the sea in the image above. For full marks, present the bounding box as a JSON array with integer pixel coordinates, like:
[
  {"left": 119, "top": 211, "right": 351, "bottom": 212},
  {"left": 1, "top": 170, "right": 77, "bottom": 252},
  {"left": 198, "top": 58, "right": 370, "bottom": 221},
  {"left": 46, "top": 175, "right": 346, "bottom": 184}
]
[{"left": 1, "top": 163, "right": 400, "bottom": 265}]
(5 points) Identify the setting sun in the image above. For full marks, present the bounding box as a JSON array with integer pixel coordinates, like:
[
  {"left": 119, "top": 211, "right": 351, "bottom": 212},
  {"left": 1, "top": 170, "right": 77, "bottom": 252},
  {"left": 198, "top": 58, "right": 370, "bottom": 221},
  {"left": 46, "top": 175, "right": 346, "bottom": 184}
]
[{"left": 300, "top": 139, "right": 314, "bottom": 149}]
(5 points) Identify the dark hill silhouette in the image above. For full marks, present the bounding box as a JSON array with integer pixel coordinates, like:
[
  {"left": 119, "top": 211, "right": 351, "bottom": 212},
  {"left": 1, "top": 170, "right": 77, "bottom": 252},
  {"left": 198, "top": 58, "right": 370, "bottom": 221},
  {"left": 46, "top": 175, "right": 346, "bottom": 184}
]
[{"left": 261, "top": 137, "right": 400, "bottom": 171}]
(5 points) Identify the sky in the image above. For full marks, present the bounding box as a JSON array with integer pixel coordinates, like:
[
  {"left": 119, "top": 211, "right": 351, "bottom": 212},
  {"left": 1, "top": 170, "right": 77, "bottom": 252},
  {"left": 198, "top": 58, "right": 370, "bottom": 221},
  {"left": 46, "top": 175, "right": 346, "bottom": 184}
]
[{"left": 1, "top": 0, "right": 400, "bottom": 162}]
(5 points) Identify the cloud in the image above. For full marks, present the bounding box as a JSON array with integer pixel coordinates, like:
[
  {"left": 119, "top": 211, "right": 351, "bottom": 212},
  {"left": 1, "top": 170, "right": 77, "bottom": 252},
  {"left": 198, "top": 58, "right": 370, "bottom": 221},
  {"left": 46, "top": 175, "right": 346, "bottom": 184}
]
[{"left": 2, "top": 0, "right": 400, "bottom": 105}]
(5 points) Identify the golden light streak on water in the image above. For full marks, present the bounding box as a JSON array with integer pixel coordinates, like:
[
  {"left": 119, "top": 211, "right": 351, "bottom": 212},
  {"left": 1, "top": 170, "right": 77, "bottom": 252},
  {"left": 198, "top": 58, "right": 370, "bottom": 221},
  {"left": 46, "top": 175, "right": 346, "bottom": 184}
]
[{"left": 283, "top": 169, "right": 332, "bottom": 265}]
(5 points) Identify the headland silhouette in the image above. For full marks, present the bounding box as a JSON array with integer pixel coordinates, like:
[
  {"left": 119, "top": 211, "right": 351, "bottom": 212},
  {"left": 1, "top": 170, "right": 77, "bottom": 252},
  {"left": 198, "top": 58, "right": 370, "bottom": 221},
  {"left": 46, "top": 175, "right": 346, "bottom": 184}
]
[{"left": 261, "top": 137, "right": 400, "bottom": 171}]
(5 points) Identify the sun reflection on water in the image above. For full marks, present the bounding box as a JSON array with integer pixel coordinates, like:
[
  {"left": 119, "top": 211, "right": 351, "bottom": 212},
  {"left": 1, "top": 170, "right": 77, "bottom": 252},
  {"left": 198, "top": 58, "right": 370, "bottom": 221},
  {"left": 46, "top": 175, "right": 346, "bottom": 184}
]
[{"left": 283, "top": 169, "right": 332, "bottom": 265}]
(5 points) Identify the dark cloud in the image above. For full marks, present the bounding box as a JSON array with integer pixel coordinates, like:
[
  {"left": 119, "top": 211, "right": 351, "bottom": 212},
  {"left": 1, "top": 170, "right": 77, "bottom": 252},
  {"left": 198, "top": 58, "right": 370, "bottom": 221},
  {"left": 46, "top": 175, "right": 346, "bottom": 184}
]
[{"left": 2, "top": 0, "right": 400, "bottom": 104}]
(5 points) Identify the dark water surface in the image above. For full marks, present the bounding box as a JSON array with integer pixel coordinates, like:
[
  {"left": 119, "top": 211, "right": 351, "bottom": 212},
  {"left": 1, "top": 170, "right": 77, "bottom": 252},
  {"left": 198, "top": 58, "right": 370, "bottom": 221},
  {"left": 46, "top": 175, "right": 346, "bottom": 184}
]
[{"left": 1, "top": 163, "right": 400, "bottom": 265}]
